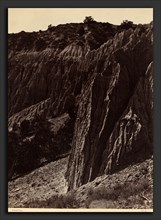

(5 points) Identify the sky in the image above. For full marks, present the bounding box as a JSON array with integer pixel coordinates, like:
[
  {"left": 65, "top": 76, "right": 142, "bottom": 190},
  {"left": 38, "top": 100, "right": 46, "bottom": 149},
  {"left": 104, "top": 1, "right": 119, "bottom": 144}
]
[{"left": 8, "top": 8, "right": 153, "bottom": 33}]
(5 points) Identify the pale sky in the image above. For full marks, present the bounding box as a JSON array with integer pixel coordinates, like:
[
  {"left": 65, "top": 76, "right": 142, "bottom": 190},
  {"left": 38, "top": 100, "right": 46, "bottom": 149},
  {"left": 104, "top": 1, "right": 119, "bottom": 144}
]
[{"left": 8, "top": 8, "right": 153, "bottom": 33}]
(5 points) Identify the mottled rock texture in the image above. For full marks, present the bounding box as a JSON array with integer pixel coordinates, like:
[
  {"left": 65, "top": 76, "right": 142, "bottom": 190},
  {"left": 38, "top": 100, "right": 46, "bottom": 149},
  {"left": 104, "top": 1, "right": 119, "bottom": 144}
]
[
  {"left": 8, "top": 21, "right": 117, "bottom": 179},
  {"left": 8, "top": 22, "right": 116, "bottom": 117},
  {"left": 66, "top": 23, "right": 153, "bottom": 190},
  {"left": 8, "top": 21, "right": 153, "bottom": 190}
]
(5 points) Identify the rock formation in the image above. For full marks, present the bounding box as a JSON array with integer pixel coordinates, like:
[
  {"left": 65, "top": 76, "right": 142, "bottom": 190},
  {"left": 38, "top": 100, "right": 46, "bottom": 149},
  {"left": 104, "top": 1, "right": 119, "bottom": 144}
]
[
  {"left": 8, "top": 20, "right": 153, "bottom": 193},
  {"left": 66, "top": 23, "right": 153, "bottom": 190}
]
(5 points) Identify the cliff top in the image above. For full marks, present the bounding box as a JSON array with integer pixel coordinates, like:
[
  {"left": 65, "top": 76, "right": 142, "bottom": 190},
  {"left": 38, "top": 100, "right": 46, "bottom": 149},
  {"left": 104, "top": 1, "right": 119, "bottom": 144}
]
[{"left": 9, "top": 19, "right": 150, "bottom": 52}]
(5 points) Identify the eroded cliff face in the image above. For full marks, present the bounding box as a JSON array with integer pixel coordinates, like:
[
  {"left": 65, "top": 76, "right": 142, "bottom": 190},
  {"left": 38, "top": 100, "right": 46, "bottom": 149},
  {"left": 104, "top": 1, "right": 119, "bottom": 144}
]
[
  {"left": 8, "top": 21, "right": 153, "bottom": 189},
  {"left": 8, "top": 22, "right": 116, "bottom": 117},
  {"left": 66, "top": 24, "right": 153, "bottom": 190},
  {"left": 8, "top": 21, "right": 116, "bottom": 179}
]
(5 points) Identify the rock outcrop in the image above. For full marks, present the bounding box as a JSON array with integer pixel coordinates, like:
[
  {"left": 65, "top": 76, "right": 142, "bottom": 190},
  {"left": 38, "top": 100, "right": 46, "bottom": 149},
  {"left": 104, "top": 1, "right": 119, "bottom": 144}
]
[
  {"left": 8, "top": 21, "right": 119, "bottom": 179},
  {"left": 8, "top": 20, "right": 153, "bottom": 193},
  {"left": 66, "top": 24, "right": 153, "bottom": 190},
  {"left": 8, "top": 22, "right": 116, "bottom": 117}
]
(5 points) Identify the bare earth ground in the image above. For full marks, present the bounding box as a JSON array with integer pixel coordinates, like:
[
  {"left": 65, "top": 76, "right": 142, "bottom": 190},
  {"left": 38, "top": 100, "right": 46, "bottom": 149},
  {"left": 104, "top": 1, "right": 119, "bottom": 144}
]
[
  {"left": 75, "top": 158, "right": 153, "bottom": 209},
  {"left": 8, "top": 157, "right": 153, "bottom": 209},
  {"left": 8, "top": 157, "right": 68, "bottom": 208}
]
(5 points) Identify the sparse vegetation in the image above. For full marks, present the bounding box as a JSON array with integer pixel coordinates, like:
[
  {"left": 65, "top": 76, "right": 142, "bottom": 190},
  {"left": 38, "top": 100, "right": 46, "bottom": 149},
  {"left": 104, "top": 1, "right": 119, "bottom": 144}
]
[
  {"left": 85, "top": 177, "right": 151, "bottom": 208},
  {"left": 8, "top": 113, "right": 74, "bottom": 180},
  {"left": 24, "top": 191, "right": 79, "bottom": 208},
  {"left": 22, "top": 177, "right": 151, "bottom": 209},
  {"left": 83, "top": 16, "right": 96, "bottom": 24},
  {"left": 48, "top": 24, "right": 52, "bottom": 29},
  {"left": 120, "top": 20, "right": 135, "bottom": 30},
  {"left": 9, "top": 158, "right": 153, "bottom": 209},
  {"left": 77, "top": 26, "right": 85, "bottom": 36}
]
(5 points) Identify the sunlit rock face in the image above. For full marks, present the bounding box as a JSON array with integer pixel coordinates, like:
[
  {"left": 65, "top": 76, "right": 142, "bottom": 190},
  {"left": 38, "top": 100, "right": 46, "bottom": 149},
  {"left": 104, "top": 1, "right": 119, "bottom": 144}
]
[
  {"left": 8, "top": 21, "right": 153, "bottom": 188},
  {"left": 66, "top": 24, "right": 153, "bottom": 190}
]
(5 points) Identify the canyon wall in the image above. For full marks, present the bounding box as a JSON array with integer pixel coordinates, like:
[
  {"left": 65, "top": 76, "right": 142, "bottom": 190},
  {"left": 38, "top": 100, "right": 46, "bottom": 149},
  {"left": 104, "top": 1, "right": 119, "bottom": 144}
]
[
  {"left": 66, "top": 24, "right": 153, "bottom": 190},
  {"left": 8, "top": 21, "right": 153, "bottom": 187}
]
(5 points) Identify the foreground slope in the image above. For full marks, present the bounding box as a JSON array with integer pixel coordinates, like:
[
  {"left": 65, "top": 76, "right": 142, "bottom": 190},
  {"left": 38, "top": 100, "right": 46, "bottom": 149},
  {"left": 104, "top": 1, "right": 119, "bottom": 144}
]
[{"left": 8, "top": 157, "right": 153, "bottom": 209}]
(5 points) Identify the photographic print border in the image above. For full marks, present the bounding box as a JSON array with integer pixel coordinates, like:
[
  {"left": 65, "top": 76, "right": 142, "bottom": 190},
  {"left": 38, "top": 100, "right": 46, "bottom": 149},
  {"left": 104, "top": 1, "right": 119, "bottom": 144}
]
[{"left": 0, "top": 0, "right": 161, "bottom": 220}]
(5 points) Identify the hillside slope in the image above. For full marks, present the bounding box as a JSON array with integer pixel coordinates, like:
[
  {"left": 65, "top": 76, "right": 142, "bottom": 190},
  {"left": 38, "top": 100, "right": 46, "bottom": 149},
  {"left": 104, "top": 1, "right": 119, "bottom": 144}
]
[
  {"left": 8, "top": 157, "right": 153, "bottom": 209},
  {"left": 8, "top": 20, "right": 153, "bottom": 209}
]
